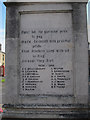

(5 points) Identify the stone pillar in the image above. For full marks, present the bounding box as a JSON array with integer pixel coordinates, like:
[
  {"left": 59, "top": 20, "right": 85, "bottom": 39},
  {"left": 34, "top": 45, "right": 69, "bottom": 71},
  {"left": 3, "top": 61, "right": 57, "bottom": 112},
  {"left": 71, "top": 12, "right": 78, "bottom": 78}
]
[{"left": 2, "top": 0, "right": 89, "bottom": 119}]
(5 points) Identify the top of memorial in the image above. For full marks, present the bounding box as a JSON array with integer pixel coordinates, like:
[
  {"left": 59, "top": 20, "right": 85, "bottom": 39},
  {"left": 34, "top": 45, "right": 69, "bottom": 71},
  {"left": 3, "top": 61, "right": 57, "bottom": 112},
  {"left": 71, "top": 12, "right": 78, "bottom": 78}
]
[{"left": 6, "top": 0, "right": 88, "bottom": 2}]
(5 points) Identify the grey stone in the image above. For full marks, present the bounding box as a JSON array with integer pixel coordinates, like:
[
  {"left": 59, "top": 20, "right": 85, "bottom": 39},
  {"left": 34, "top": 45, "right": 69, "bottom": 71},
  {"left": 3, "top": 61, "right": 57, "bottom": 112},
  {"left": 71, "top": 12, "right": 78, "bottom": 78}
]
[
  {"left": 6, "top": 0, "right": 88, "bottom": 2},
  {"left": 2, "top": 1, "right": 89, "bottom": 119}
]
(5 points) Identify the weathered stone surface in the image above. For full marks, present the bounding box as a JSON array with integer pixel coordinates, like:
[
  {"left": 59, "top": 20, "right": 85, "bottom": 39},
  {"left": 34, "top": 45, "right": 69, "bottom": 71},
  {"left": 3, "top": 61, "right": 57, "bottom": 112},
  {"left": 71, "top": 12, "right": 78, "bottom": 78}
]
[
  {"left": 6, "top": 0, "right": 88, "bottom": 3},
  {"left": 2, "top": 1, "right": 89, "bottom": 119},
  {"left": 20, "top": 12, "right": 74, "bottom": 96}
]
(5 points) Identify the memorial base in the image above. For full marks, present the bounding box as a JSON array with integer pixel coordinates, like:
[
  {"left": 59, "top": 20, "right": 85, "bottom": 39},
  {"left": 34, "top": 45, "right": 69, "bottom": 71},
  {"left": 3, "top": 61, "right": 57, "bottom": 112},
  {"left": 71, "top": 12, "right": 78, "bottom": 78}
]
[{"left": 1, "top": 104, "right": 89, "bottom": 119}]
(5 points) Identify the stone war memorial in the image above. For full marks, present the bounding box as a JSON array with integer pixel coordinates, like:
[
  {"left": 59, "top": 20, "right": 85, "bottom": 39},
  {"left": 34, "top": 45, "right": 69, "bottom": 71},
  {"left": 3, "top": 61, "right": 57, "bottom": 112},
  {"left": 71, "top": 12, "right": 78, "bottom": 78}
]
[{"left": 2, "top": 0, "right": 89, "bottom": 119}]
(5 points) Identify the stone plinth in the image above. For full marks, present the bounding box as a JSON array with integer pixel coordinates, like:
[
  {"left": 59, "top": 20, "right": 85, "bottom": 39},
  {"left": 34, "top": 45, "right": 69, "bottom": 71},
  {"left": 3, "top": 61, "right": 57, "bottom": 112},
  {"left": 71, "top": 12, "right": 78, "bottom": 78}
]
[{"left": 2, "top": 1, "right": 89, "bottom": 119}]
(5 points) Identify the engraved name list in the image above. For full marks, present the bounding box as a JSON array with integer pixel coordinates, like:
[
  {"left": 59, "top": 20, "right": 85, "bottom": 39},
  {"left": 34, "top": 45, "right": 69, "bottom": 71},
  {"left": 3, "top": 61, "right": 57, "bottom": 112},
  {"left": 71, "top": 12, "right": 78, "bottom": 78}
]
[{"left": 20, "top": 13, "right": 74, "bottom": 95}]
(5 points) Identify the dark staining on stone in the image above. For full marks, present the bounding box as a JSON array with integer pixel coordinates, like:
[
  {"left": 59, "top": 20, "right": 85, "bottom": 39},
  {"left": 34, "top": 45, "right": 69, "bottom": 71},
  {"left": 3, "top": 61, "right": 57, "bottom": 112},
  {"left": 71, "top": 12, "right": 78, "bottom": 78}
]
[
  {"left": 72, "top": 3, "right": 87, "bottom": 32},
  {"left": 6, "top": 6, "right": 19, "bottom": 38}
]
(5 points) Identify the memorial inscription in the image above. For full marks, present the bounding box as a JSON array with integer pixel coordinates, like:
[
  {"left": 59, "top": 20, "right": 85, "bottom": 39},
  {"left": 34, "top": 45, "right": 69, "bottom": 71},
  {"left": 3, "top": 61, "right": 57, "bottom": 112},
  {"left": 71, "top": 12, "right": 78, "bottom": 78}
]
[
  {"left": 2, "top": 1, "right": 88, "bottom": 119},
  {"left": 20, "top": 12, "right": 74, "bottom": 95}
]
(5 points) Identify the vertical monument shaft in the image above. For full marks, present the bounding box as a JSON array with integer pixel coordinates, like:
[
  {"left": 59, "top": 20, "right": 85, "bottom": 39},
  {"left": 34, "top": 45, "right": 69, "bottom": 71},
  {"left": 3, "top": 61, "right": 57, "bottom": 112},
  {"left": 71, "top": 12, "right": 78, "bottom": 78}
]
[{"left": 2, "top": 0, "right": 89, "bottom": 119}]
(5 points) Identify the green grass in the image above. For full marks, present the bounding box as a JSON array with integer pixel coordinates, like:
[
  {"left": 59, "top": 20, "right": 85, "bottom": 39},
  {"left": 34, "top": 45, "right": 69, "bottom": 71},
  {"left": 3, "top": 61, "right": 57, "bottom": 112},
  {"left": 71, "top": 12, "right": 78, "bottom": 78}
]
[{"left": 1, "top": 79, "right": 5, "bottom": 82}]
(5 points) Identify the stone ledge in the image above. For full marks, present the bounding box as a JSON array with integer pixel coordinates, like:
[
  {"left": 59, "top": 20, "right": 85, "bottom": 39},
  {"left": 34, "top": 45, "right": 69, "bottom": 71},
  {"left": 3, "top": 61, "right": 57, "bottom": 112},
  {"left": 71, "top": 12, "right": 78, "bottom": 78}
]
[
  {"left": 6, "top": 0, "right": 88, "bottom": 3},
  {"left": 2, "top": 108, "right": 89, "bottom": 119}
]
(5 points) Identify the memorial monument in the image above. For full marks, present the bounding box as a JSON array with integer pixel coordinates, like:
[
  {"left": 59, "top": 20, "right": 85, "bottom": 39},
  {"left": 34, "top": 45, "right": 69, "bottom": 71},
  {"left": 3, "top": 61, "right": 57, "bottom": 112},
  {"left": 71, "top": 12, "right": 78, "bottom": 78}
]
[{"left": 2, "top": 0, "right": 89, "bottom": 119}]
